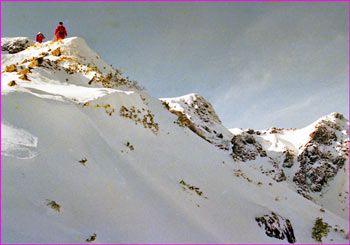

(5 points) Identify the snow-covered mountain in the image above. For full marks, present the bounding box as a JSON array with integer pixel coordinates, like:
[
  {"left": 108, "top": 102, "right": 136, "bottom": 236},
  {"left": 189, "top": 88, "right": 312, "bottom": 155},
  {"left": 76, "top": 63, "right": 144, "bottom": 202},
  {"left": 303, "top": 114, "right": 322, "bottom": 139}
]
[
  {"left": 1, "top": 37, "right": 349, "bottom": 244},
  {"left": 160, "top": 93, "right": 233, "bottom": 151},
  {"left": 228, "top": 113, "right": 349, "bottom": 219}
]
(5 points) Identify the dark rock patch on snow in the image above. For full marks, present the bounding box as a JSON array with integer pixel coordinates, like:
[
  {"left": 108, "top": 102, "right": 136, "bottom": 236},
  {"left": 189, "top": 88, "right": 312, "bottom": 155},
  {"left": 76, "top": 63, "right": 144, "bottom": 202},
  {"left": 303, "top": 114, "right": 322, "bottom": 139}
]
[
  {"left": 294, "top": 118, "right": 348, "bottom": 193},
  {"left": 256, "top": 212, "right": 296, "bottom": 244},
  {"left": 161, "top": 94, "right": 233, "bottom": 151},
  {"left": 1, "top": 37, "right": 33, "bottom": 54},
  {"left": 231, "top": 133, "right": 267, "bottom": 161}
]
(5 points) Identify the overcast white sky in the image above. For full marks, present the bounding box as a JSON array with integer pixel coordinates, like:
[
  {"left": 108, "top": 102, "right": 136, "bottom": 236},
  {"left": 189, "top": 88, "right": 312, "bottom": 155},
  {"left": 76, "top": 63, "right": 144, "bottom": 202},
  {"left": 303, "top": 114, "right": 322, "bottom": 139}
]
[{"left": 2, "top": 2, "right": 349, "bottom": 129}]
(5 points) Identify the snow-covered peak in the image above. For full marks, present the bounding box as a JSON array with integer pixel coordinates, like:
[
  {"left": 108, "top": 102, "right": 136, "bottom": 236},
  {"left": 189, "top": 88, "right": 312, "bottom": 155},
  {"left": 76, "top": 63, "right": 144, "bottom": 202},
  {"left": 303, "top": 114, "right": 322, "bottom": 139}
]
[
  {"left": 229, "top": 127, "right": 244, "bottom": 135},
  {"left": 1, "top": 37, "right": 142, "bottom": 102},
  {"left": 53, "top": 37, "right": 114, "bottom": 75},
  {"left": 2, "top": 37, "right": 114, "bottom": 75},
  {"left": 160, "top": 93, "right": 233, "bottom": 150},
  {"left": 252, "top": 112, "right": 349, "bottom": 154},
  {"left": 314, "top": 112, "right": 348, "bottom": 126},
  {"left": 58, "top": 37, "right": 99, "bottom": 57},
  {"left": 161, "top": 93, "right": 223, "bottom": 124},
  {"left": 310, "top": 112, "right": 349, "bottom": 139}
]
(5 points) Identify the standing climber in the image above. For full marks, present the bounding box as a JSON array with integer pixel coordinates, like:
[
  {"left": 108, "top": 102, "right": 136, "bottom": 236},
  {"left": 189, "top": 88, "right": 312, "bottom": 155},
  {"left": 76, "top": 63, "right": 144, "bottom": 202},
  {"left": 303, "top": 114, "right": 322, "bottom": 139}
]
[
  {"left": 54, "top": 22, "right": 67, "bottom": 41},
  {"left": 35, "top": 32, "right": 45, "bottom": 43}
]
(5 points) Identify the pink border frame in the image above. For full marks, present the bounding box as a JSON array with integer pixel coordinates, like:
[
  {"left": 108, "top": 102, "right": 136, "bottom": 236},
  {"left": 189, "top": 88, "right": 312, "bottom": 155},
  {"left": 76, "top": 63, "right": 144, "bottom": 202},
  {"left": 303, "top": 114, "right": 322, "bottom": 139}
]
[
  {"left": 0, "top": 1, "right": 349, "bottom": 244},
  {"left": 0, "top": 0, "right": 350, "bottom": 2}
]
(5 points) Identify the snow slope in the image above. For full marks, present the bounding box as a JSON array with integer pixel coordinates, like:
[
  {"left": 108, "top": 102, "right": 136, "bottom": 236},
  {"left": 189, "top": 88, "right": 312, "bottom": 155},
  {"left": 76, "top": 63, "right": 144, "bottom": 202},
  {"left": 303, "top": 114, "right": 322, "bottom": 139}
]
[{"left": 1, "top": 37, "right": 349, "bottom": 244}]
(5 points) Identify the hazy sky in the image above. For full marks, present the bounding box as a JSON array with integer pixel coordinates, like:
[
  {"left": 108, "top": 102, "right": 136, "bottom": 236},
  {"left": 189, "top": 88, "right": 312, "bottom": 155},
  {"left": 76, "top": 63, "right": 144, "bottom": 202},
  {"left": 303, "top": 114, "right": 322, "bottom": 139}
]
[{"left": 2, "top": 2, "right": 349, "bottom": 129}]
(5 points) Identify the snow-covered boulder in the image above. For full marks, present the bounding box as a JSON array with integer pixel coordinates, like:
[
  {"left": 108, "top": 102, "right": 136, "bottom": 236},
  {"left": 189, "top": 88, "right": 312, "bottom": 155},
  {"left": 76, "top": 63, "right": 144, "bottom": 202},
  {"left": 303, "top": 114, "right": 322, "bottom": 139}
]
[
  {"left": 1, "top": 37, "right": 33, "bottom": 54},
  {"left": 231, "top": 132, "right": 267, "bottom": 161}
]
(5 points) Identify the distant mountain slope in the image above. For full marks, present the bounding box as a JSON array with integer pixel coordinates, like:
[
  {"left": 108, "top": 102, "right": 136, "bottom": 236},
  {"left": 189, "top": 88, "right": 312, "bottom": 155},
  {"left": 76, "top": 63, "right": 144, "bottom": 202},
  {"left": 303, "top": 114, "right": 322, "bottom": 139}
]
[
  {"left": 160, "top": 93, "right": 233, "bottom": 151},
  {"left": 1, "top": 37, "right": 348, "bottom": 244},
  {"left": 161, "top": 88, "right": 349, "bottom": 219},
  {"left": 229, "top": 113, "right": 349, "bottom": 219}
]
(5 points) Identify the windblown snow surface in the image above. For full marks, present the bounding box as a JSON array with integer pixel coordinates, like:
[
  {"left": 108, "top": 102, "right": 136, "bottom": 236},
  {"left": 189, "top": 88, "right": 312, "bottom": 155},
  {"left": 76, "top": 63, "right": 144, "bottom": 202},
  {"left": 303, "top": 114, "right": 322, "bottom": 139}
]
[{"left": 1, "top": 37, "right": 349, "bottom": 244}]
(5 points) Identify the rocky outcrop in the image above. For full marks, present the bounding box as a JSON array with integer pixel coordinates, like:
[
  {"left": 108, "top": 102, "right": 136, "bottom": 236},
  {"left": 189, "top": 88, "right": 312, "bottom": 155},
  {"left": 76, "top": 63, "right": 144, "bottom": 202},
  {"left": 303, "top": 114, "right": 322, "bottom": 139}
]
[
  {"left": 282, "top": 149, "right": 295, "bottom": 168},
  {"left": 309, "top": 124, "right": 337, "bottom": 145},
  {"left": 294, "top": 144, "right": 346, "bottom": 192},
  {"left": 1, "top": 37, "right": 33, "bottom": 54},
  {"left": 161, "top": 94, "right": 233, "bottom": 151},
  {"left": 229, "top": 113, "right": 348, "bottom": 211},
  {"left": 231, "top": 133, "right": 267, "bottom": 161},
  {"left": 51, "top": 47, "right": 61, "bottom": 57},
  {"left": 256, "top": 212, "right": 296, "bottom": 244},
  {"left": 4, "top": 64, "right": 18, "bottom": 73},
  {"left": 293, "top": 117, "right": 348, "bottom": 193}
]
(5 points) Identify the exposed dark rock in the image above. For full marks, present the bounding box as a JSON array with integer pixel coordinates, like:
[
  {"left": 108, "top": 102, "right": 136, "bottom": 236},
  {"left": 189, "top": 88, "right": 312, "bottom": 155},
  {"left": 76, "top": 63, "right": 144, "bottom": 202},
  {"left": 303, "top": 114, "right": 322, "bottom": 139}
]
[
  {"left": 255, "top": 212, "right": 296, "bottom": 244},
  {"left": 247, "top": 129, "right": 255, "bottom": 134},
  {"left": 86, "top": 233, "right": 97, "bottom": 242},
  {"left": 309, "top": 125, "right": 337, "bottom": 145},
  {"left": 292, "top": 117, "right": 349, "bottom": 194},
  {"left": 17, "top": 68, "right": 31, "bottom": 76},
  {"left": 260, "top": 150, "right": 267, "bottom": 157},
  {"left": 170, "top": 110, "right": 208, "bottom": 142},
  {"left": 51, "top": 47, "right": 61, "bottom": 56},
  {"left": 161, "top": 94, "right": 232, "bottom": 151},
  {"left": 46, "top": 200, "right": 61, "bottom": 212},
  {"left": 333, "top": 113, "right": 344, "bottom": 120},
  {"left": 8, "top": 80, "right": 17, "bottom": 87},
  {"left": 282, "top": 149, "right": 295, "bottom": 168},
  {"left": 269, "top": 127, "right": 283, "bottom": 134},
  {"left": 28, "top": 57, "right": 44, "bottom": 69},
  {"left": 294, "top": 142, "right": 346, "bottom": 192},
  {"left": 18, "top": 74, "right": 30, "bottom": 81},
  {"left": 204, "top": 126, "right": 212, "bottom": 133},
  {"left": 312, "top": 217, "right": 330, "bottom": 242},
  {"left": 296, "top": 189, "right": 314, "bottom": 200},
  {"left": 231, "top": 133, "right": 266, "bottom": 161},
  {"left": 246, "top": 136, "right": 256, "bottom": 144},
  {"left": 1, "top": 38, "right": 32, "bottom": 54},
  {"left": 274, "top": 169, "right": 287, "bottom": 182}
]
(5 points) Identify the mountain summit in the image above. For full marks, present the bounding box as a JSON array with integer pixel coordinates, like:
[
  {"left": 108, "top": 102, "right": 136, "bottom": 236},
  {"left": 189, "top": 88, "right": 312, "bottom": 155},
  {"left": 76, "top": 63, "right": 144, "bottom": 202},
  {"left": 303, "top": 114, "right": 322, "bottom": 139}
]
[{"left": 2, "top": 37, "right": 349, "bottom": 244}]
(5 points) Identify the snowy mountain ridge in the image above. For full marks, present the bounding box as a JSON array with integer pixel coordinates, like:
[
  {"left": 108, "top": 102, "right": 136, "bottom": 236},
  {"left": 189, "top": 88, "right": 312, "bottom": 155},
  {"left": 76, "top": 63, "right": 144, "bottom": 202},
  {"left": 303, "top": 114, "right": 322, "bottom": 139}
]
[
  {"left": 160, "top": 93, "right": 233, "bottom": 151},
  {"left": 1, "top": 37, "right": 349, "bottom": 244},
  {"left": 227, "top": 113, "right": 349, "bottom": 219}
]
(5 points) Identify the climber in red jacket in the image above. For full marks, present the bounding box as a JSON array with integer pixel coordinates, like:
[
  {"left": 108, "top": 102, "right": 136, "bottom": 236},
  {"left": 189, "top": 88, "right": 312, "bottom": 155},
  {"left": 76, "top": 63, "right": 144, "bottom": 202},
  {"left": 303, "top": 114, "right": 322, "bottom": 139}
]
[
  {"left": 35, "top": 32, "right": 45, "bottom": 43},
  {"left": 54, "top": 22, "right": 67, "bottom": 41}
]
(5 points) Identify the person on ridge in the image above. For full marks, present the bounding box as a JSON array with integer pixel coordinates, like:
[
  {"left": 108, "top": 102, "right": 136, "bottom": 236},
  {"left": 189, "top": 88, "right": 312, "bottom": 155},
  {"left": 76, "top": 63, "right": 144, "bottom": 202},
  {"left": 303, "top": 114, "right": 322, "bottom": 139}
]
[
  {"left": 54, "top": 22, "right": 67, "bottom": 41},
  {"left": 35, "top": 32, "right": 45, "bottom": 43}
]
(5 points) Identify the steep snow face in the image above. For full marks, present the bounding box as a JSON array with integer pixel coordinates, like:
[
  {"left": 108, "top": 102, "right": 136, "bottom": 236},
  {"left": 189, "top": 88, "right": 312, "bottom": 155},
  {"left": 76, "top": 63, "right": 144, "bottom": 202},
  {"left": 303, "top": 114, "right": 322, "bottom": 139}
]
[
  {"left": 2, "top": 37, "right": 349, "bottom": 244},
  {"left": 160, "top": 93, "right": 233, "bottom": 151},
  {"left": 1, "top": 122, "right": 38, "bottom": 159},
  {"left": 230, "top": 113, "right": 349, "bottom": 219}
]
